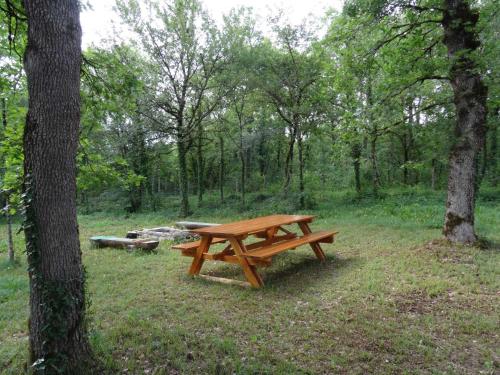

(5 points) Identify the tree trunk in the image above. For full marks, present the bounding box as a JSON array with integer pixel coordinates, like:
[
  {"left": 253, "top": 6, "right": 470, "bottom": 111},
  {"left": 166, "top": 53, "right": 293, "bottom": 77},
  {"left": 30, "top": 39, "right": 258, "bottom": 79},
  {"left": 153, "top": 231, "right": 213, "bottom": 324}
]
[
  {"left": 276, "top": 134, "right": 282, "bottom": 177},
  {"left": 6, "top": 199, "right": 14, "bottom": 263},
  {"left": 258, "top": 133, "right": 266, "bottom": 177},
  {"left": 442, "top": 0, "right": 488, "bottom": 244},
  {"left": 489, "top": 108, "right": 498, "bottom": 187},
  {"left": 431, "top": 158, "right": 437, "bottom": 190},
  {"left": 402, "top": 132, "right": 409, "bottom": 185},
  {"left": 219, "top": 136, "right": 224, "bottom": 203},
  {"left": 177, "top": 138, "right": 190, "bottom": 217},
  {"left": 366, "top": 75, "right": 380, "bottom": 194},
  {"left": 297, "top": 131, "right": 305, "bottom": 208},
  {"left": 245, "top": 144, "right": 251, "bottom": 180},
  {"left": 370, "top": 134, "right": 380, "bottom": 194},
  {"left": 351, "top": 142, "right": 362, "bottom": 194},
  {"left": 127, "top": 123, "right": 147, "bottom": 213},
  {"left": 196, "top": 123, "right": 203, "bottom": 207},
  {"left": 284, "top": 125, "right": 296, "bottom": 193},
  {"left": 1, "top": 97, "right": 6, "bottom": 128},
  {"left": 240, "top": 150, "right": 246, "bottom": 205},
  {"left": 402, "top": 101, "right": 414, "bottom": 185},
  {"left": 22, "top": 0, "right": 95, "bottom": 372}
]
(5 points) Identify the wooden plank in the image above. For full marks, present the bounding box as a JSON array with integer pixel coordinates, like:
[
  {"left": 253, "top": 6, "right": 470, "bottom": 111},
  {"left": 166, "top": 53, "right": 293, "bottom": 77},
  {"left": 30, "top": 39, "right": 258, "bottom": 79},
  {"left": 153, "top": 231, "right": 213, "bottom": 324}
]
[
  {"left": 242, "top": 231, "right": 337, "bottom": 259},
  {"left": 298, "top": 222, "right": 327, "bottom": 261},
  {"left": 245, "top": 233, "right": 297, "bottom": 251},
  {"left": 190, "top": 215, "right": 314, "bottom": 238},
  {"left": 254, "top": 231, "right": 269, "bottom": 238},
  {"left": 181, "top": 249, "right": 270, "bottom": 266},
  {"left": 172, "top": 237, "right": 226, "bottom": 250},
  {"left": 229, "top": 237, "right": 264, "bottom": 288},
  {"left": 188, "top": 235, "right": 212, "bottom": 275},
  {"left": 179, "top": 234, "right": 293, "bottom": 264},
  {"left": 176, "top": 221, "right": 220, "bottom": 229},
  {"left": 198, "top": 274, "right": 251, "bottom": 288},
  {"left": 176, "top": 233, "right": 294, "bottom": 254},
  {"left": 181, "top": 249, "right": 196, "bottom": 257},
  {"left": 278, "top": 226, "right": 293, "bottom": 235}
]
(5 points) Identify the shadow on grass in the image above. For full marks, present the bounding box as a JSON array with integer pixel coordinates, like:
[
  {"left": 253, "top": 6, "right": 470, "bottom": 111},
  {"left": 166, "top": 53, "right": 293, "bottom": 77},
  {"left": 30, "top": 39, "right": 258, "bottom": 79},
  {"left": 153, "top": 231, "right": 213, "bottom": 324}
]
[
  {"left": 199, "top": 252, "right": 361, "bottom": 291},
  {"left": 262, "top": 253, "right": 360, "bottom": 288},
  {"left": 477, "top": 238, "right": 500, "bottom": 251}
]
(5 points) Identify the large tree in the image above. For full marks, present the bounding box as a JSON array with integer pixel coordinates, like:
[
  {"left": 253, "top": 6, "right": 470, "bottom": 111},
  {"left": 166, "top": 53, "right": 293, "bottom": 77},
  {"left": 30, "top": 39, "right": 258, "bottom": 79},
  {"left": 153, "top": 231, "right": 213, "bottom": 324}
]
[
  {"left": 256, "top": 21, "right": 323, "bottom": 206},
  {"left": 344, "top": 0, "right": 489, "bottom": 244},
  {"left": 22, "top": 0, "right": 94, "bottom": 372},
  {"left": 117, "top": 0, "right": 227, "bottom": 217},
  {"left": 441, "top": 0, "right": 488, "bottom": 243}
]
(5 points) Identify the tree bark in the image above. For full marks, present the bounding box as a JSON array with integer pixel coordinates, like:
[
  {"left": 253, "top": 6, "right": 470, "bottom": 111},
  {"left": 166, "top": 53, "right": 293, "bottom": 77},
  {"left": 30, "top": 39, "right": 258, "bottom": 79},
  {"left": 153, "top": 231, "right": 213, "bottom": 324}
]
[
  {"left": 370, "top": 134, "right": 380, "bottom": 194},
  {"left": 22, "top": 0, "right": 94, "bottom": 372},
  {"left": 239, "top": 142, "right": 246, "bottom": 205},
  {"left": 442, "top": 0, "right": 488, "bottom": 244},
  {"left": 177, "top": 137, "right": 190, "bottom": 217},
  {"left": 402, "top": 132, "right": 409, "bottom": 185},
  {"left": 284, "top": 125, "right": 296, "bottom": 193},
  {"left": 1, "top": 98, "right": 6, "bottom": 129},
  {"left": 196, "top": 122, "right": 203, "bottom": 206},
  {"left": 258, "top": 133, "right": 266, "bottom": 177},
  {"left": 219, "top": 136, "right": 224, "bottom": 203},
  {"left": 131, "top": 123, "right": 148, "bottom": 212},
  {"left": 276, "top": 132, "right": 282, "bottom": 177},
  {"left": 351, "top": 141, "right": 362, "bottom": 194},
  {"left": 297, "top": 131, "right": 305, "bottom": 208},
  {"left": 402, "top": 101, "right": 414, "bottom": 185},
  {"left": 365, "top": 75, "right": 380, "bottom": 194},
  {"left": 431, "top": 158, "right": 437, "bottom": 190},
  {"left": 489, "top": 107, "right": 498, "bottom": 187}
]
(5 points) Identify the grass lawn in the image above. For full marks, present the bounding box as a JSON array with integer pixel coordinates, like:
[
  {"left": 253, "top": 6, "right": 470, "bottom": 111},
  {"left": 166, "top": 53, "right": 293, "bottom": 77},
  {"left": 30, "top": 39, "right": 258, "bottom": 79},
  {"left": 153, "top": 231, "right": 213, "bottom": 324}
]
[{"left": 1, "top": 189, "right": 499, "bottom": 374}]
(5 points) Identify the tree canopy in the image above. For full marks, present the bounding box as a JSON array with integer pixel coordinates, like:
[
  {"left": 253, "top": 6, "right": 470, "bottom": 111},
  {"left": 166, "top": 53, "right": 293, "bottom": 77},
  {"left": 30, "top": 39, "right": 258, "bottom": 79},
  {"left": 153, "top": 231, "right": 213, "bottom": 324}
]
[{"left": 1, "top": 0, "right": 498, "bottom": 240}]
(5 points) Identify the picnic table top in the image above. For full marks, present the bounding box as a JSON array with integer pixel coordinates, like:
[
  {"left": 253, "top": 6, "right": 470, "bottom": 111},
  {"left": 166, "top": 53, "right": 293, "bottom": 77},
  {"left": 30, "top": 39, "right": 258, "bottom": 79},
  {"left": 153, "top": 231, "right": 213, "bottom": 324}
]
[{"left": 190, "top": 214, "right": 314, "bottom": 237}]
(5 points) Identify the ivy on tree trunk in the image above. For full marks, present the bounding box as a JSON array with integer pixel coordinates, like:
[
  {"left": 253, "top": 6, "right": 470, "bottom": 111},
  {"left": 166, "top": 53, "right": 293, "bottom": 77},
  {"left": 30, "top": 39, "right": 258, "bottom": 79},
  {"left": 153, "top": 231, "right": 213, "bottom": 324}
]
[{"left": 22, "top": 0, "right": 94, "bottom": 372}]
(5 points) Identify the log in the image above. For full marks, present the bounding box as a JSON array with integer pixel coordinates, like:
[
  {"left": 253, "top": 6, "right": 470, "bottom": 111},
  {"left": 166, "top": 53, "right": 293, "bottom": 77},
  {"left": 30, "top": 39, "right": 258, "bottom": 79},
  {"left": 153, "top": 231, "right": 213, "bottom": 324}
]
[
  {"left": 175, "top": 221, "right": 220, "bottom": 230},
  {"left": 126, "top": 230, "right": 139, "bottom": 239},
  {"left": 90, "top": 236, "right": 159, "bottom": 251}
]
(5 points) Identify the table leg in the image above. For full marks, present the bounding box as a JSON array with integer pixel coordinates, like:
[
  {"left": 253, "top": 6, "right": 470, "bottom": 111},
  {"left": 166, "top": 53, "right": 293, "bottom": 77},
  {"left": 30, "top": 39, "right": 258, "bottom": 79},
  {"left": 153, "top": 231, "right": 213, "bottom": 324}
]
[
  {"left": 255, "top": 226, "right": 279, "bottom": 247},
  {"left": 188, "top": 235, "right": 212, "bottom": 275},
  {"left": 229, "top": 237, "right": 264, "bottom": 288},
  {"left": 298, "top": 222, "right": 326, "bottom": 261}
]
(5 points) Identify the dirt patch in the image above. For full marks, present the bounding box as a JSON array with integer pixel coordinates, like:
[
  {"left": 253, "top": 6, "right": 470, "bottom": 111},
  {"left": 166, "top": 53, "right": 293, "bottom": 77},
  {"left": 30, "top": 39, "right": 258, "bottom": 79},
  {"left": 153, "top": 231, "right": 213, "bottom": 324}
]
[
  {"left": 415, "top": 239, "right": 476, "bottom": 264},
  {"left": 392, "top": 289, "right": 450, "bottom": 314}
]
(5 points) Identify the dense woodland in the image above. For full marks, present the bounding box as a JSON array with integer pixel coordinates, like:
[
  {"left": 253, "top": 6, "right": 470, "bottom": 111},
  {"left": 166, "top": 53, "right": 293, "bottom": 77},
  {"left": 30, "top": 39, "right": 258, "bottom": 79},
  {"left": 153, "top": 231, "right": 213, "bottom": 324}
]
[
  {"left": 1, "top": 0, "right": 498, "bottom": 223},
  {"left": 0, "top": 0, "right": 499, "bottom": 373}
]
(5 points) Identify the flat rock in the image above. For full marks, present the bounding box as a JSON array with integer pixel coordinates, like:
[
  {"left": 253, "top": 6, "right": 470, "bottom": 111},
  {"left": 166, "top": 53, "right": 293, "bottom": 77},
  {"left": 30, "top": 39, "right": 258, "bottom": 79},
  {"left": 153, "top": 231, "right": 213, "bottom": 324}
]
[{"left": 127, "top": 227, "right": 199, "bottom": 241}]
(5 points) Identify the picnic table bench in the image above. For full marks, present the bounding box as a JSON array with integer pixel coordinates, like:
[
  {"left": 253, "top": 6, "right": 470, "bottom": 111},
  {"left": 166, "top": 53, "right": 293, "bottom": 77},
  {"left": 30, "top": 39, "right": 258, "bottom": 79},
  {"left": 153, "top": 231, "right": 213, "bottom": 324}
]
[{"left": 172, "top": 214, "right": 338, "bottom": 288}]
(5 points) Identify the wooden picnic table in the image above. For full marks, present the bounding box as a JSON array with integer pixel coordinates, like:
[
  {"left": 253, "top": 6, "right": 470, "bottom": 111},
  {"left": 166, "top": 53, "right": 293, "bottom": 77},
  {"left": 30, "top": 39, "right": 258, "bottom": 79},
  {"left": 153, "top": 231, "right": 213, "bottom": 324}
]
[{"left": 172, "top": 214, "right": 337, "bottom": 288}]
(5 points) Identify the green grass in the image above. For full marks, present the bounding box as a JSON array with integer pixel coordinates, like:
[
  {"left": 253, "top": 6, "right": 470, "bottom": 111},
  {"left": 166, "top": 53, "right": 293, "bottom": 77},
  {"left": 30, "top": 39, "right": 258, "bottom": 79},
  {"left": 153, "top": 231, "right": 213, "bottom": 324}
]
[{"left": 0, "top": 188, "right": 499, "bottom": 374}]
